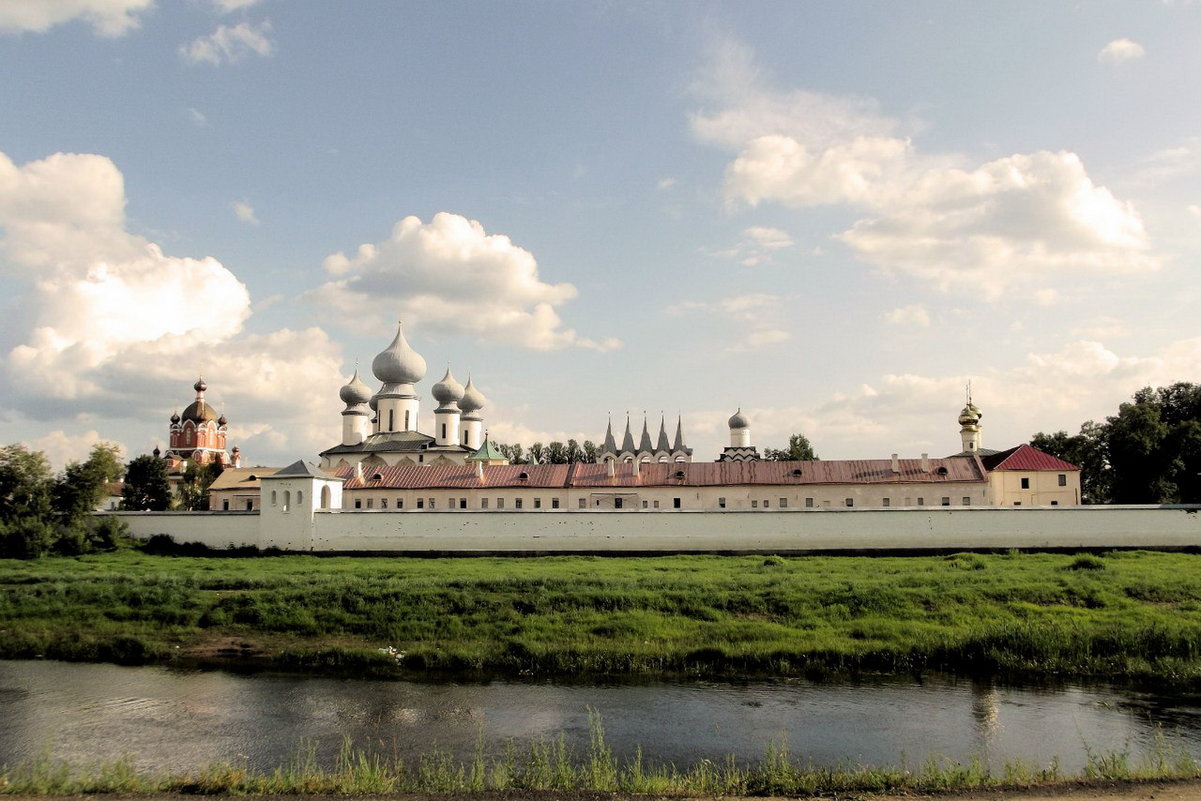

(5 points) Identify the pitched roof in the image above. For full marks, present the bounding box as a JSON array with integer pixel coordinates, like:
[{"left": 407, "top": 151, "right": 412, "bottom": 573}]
[
  {"left": 208, "top": 466, "right": 280, "bottom": 491},
  {"left": 980, "top": 444, "right": 1079, "bottom": 472},
  {"left": 338, "top": 456, "right": 987, "bottom": 490},
  {"left": 266, "top": 460, "right": 340, "bottom": 479}
]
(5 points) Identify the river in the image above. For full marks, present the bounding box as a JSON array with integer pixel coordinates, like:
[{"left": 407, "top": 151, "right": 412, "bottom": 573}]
[{"left": 1, "top": 660, "right": 1199, "bottom": 774}]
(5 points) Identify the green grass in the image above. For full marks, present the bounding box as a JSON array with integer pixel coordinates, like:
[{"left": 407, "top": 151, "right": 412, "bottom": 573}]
[
  {"left": 2, "top": 719, "right": 1199, "bottom": 797},
  {"left": 4, "top": 549, "right": 1201, "bottom": 683}
]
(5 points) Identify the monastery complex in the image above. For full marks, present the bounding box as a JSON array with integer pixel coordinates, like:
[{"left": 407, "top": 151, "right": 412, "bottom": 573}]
[{"left": 195, "top": 323, "right": 1082, "bottom": 516}]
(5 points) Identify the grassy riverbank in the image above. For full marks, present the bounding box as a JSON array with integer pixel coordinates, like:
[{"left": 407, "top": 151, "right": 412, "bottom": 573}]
[
  {"left": 3, "top": 722, "right": 1200, "bottom": 797},
  {"left": 2, "top": 549, "right": 1201, "bottom": 683}
]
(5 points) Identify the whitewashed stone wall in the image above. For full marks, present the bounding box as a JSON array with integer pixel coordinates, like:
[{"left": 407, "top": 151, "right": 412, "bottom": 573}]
[{"left": 110, "top": 506, "right": 1201, "bottom": 553}]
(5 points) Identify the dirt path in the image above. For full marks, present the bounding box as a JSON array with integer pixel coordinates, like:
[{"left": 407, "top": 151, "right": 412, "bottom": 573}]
[{"left": 874, "top": 777, "right": 1201, "bottom": 799}]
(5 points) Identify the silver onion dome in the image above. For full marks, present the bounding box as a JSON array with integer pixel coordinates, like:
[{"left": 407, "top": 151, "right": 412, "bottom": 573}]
[
  {"left": 459, "top": 377, "right": 486, "bottom": 415},
  {"left": 339, "top": 369, "right": 373, "bottom": 406},
  {"left": 371, "top": 323, "right": 426, "bottom": 385},
  {"left": 431, "top": 366, "right": 465, "bottom": 405},
  {"left": 728, "top": 408, "right": 749, "bottom": 429}
]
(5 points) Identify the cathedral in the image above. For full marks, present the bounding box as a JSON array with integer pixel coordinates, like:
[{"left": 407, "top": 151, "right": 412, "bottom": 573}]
[
  {"left": 318, "top": 323, "right": 491, "bottom": 471},
  {"left": 156, "top": 377, "right": 240, "bottom": 474}
]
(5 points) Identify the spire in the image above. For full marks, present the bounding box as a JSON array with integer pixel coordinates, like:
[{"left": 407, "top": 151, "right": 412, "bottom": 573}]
[
  {"left": 673, "top": 415, "right": 687, "bottom": 450},
  {"left": 620, "top": 414, "right": 636, "bottom": 453},
  {"left": 602, "top": 415, "right": 617, "bottom": 453},
  {"left": 638, "top": 415, "right": 654, "bottom": 453},
  {"left": 655, "top": 415, "right": 670, "bottom": 452}
]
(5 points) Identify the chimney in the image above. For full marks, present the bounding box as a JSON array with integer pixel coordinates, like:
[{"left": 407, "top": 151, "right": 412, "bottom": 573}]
[
  {"left": 891, "top": 453, "right": 900, "bottom": 474},
  {"left": 475, "top": 459, "right": 484, "bottom": 479},
  {"left": 633, "top": 458, "right": 641, "bottom": 477},
  {"left": 606, "top": 458, "right": 615, "bottom": 478},
  {"left": 232, "top": 446, "right": 242, "bottom": 469},
  {"left": 920, "top": 453, "right": 930, "bottom": 473}
]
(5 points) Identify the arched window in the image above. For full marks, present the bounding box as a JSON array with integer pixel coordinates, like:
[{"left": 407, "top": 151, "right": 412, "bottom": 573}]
[
  {"left": 388, "top": 409, "right": 395, "bottom": 430},
  {"left": 297, "top": 490, "right": 304, "bottom": 505},
  {"left": 283, "top": 490, "right": 291, "bottom": 512},
  {"left": 320, "top": 486, "right": 331, "bottom": 509},
  {"left": 271, "top": 490, "right": 277, "bottom": 506}
]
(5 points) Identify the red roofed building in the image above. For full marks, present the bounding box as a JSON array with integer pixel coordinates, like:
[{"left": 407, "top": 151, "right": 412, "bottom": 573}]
[{"left": 980, "top": 444, "right": 1081, "bottom": 506}]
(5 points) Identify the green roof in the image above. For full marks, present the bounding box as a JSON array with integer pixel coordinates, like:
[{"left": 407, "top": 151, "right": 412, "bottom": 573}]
[{"left": 468, "top": 437, "right": 506, "bottom": 461}]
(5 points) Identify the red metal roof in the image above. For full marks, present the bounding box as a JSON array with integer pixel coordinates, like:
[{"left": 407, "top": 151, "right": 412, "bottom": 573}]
[
  {"left": 980, "top": 444, "right": 1079, "bottom": 472},
  {"left": 339, "top": 456, "right": 987, "bottom": 490}
]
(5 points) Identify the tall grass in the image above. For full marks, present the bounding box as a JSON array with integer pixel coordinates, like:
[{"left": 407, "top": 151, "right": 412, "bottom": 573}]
[
  {"left": 3, "top": 727, "right": 1198, "bottom": 797},
  {"left": 5, "top": 550, "right": 1201, "bottom": 683}
]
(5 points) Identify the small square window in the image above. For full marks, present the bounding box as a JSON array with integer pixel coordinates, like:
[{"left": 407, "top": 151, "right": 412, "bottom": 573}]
[
  {"left": 917, "top": 497, "right": 925, "bottom": 506},
  {"left": 779, "top": 498, "right": 787, "bottom": 508},
  {"left": 355, "top": 499, "right": 363, "bottom": 509},
  {"left": 805, "top": 497, "right": 814, "bottom": 508},
  {"left": 416, "top": 498, "right": 424, "bottom": 509},
  {"left": 962, "top": 497, "right": 971, "bottom": 506},
  {"left": 763, "top": 499, "right": 770, "bottom": 508},
  {"left": 428, "top": 498, "right": 435, "bottom": 509},
  {"left": 497, "top": 498, "right": 504, "bottom": 509},
  {"left": 366, "top": 498, "right": 373, "bottom": 509},
  {"left": 552, "top": 498, "right": 560, "bottom": 509},
  {"left": 459, "top": 498, "right": 467, "bottom": 509},
  {"left": 1014, "top": 501, "right": 1022, "bottom": 506},
  {"left": 642, "top": 500, "right": 648, "bottom": 508},
  {"left": 1051, "top": 500, "right": 1059, "bottom": 506},
  {"left": 534, "top": 498, "right": 542, "bottom": 509},
  {"left": 380, "top": 498, "right": 388, "bottom": 509},
  {"left": 941, "top": 497, "right": 950, "bottom": 506},
  {"left": 480, "top": 498, "right": 489, "bottom": 509},
  {"left": 579, "top": 498, "right": 586, "bottom": 508},
  {"left": 615, "top": 498, "right": 623, "bottom": 509},
  {"left": 653, "top": 500, "right": 660, "bottom": 508},
  {"left": 845, "top": 498, "right": 853, "bottom": 507},
  {"left": 222, "top": 500, "right": 229, "bottom": 510},
  {"left": 718, "top": 497, "right": 726, "bottom": 508},
  {"left": 751, "top": 500, "right": 759, "bottom": 508},
  {"left": 882, "top": 497, "right": 890, "bottom": 507},
  {"left": 397, "top": 498, "right": 404, "bottom": 509},
  {"left": 515, "top": 498, "right": 523, "bottom": 509},
  {"left": 1058, "top": 474, "right": 1067, "bottom": 487},
  {"left": 673, "top": 497, "right": 681, "bottom": 509},
  {"left": 1021, "top": 477, "right": 1030, "bottom": 489}
]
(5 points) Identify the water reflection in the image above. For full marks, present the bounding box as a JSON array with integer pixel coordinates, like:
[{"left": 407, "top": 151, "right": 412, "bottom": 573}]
[{"left": 0, "top": 661, "right": 1198, "bottom": 775}]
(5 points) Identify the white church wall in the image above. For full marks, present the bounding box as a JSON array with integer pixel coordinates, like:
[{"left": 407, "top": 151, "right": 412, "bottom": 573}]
[{"left": 114, "top": 512, "right": 261, "bottom": 548}]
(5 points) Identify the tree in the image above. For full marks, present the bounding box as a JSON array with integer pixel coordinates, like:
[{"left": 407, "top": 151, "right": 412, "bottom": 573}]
[
  {"left": 122, "top": 455, "right": 172, "bottom": 511},
  {"left": 175, "top": 461, "right": 223, "bottom": 511},
  {"left": 545, "top": 441, "right": 568, "bottom": 464},
  {"left": 763, "top": 433, "right": 818, "bottom": 462},
  {"left": 496, "top": 443, "right": 525, "bottom": 465},
  {"left": 0, "top": 444, "right": 53, "bottom": 524},
  {"left": 581, "top": 440, "right": 599, "bottom": 463},
  {"left": 528, "top": 442, "right": 545, "bottom": 465},
  {"left": 53, "top": 442, "right": 125, "bottom": 526}
]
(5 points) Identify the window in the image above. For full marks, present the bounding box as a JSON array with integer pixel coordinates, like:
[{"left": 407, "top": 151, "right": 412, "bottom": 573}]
[
  {"left": 222, "top": 500, "right": 229, "bottom": 510},
  {"left": 283, "top": 490, "right": 291, "bottom": 511},
  {"left": 917, "top": 497, "right": 925, "bottom": 506},
  {"left": 883, "top": 497, "right": 890, "bottom": 507},
  {"left": 1051, "top": 500, "right": 1059, "bottom": 506},
  {"left": 653, "top": 500, "right": 660, "bottom": 509},
  {"left": 642, "top": 500, "right": 648, "bottom": 508},
  {"left": 552, "top": 498, "right": 560, "bottom": 509},
  {"left": 718, "top": 497, "right": 726, "bottom": 508},
  {"left": 673, "top": 497, "right": 681, "bottom": 509},
  {"left": 751, "top": 500, "right": 759, "bottom": 508},
  {"left": 763, "top": 499, "right": 769, "bottom": 508},
  {"left": 578, "top": 498, "right": 586, "bottom": 509},
  {"left": 962, "top": 497, "right": 971, "bottom": 506},
  {"left": 1014, "top": 501, "right": 1022, "bottom": 506},
  {"left": 941, "top": 497, "right": 950, "bottom": 506},
  {"left": 1021, "top": 477, "right": 1030, "bottom": 489},
  {"left": 481, "top": 498, "right": 489, "bottom": 509},
  {"left": 441, "top": 423, "right": 447, "bottom": 439},
  {"left": 1058, "top": 474, "right": 1067, "bottom": 487},
  {"left": 388, "top": 409, "right": 394, "bottom": 430},
  {"left": 428, "top": 498, "right": 435, "bottom": 509},
  {"left": 534, "top": 498, "right": 542, "bottom": 509},
  {"left": 366, "top": 498, "right": 373, "bottom": 509},
  {"left": 354, "top": 499, "right": 363, "bottom": 509},
  {"left": 779, "top": 498, "right": 787, "bottom": 508},
  {"left": 417, "top": 498, "right": 425, "bottom": 509},
  {"left": 805, "top": 497, "right": 814, "bottom": 508},
  {"left": 459, "top": 498, "right": 467, "bottom": 509},
  {"left": 380, "top": 498, "right": 387, "bottom": 509},
  {"left": 404, "top": 410, "right": 410, "bottom": 429},
  {"left": 246, "top": 500, "right": 253, "bottom": 511},
  {"left": 397, "top": 498, "right": 404, "bottom": 509},
  {"left": 271, "top": 490, "right": 277, "bottom": 506},
  {"left": 845, "top": 498, "right": 853, "bottom": 507},
  {"left": 614, "top": 498, "right": 623, "bottom": 509},
  {"left": 497, "top": 498, "right": 504, "bottom": 509},
  {"left": 515, "top": 498, "right": 523, "bottom": 509}
]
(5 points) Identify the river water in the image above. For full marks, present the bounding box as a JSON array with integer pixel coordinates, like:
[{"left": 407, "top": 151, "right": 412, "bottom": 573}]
[{"left": 2, "top": 660, "right": 1200, "bottom": 774}]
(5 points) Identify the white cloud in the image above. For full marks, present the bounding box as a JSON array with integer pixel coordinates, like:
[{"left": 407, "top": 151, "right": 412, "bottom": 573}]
[
  {"left": 0, "top": 150, "right": 347, "bottom": 465},
  {"left": 694, "top": 40, "right": 1158, "bottom": 297},
  {"left": 180, "top": 20, "right": 275, "bottom": 66},
  {"left": 232, "top": 200, "right": 259, "bottom": 225},
  {"left": 883, "top": 304, "right": 930, "bottom": 327},
  {"left": 668, "top": 293, "right": 790, "bottom": 351},
  {"left": 1099, "top": 38, "right": 1145, "bottom": 64},
  {"left": 657, "top": 177, "right": 677, "bottom": 191},
  {"left": 310, "top": 212, "right": 619, "bottom": 351},
  {"left": 214, "top": 0, "right": 260, "bottom": 10},
  {"left": 25, "top": 429, "right": 124, "bottom": 472},
  {"left": 1190, "top": 204, "right": 1201, "bottom": 219},
  {"left": 187, "top": 107, "right": 207, "bottom": 126},
  {"left": 713, "top": 225, "right": 795, "bottom": 266},
  {"left": 0, "top": 0, "right": 153, "bottom": 36}
]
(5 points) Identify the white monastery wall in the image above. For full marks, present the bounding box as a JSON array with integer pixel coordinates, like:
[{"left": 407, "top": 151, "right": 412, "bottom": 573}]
[{"left": 110, "top": 506, "right": 1201, "bottom": 553}]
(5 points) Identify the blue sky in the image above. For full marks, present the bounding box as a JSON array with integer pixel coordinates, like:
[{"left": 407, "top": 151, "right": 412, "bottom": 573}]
[{"left": 1, "top": 1, "right": 1200, "bottom": 468}]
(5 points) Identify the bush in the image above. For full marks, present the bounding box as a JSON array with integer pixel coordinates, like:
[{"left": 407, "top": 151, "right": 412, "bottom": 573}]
[
  {"left": 1066, "top": 554, "right": 1106, "bottom": 571},
  {"left": 0, "top": 516, "right": 56, "bottom": 558}
]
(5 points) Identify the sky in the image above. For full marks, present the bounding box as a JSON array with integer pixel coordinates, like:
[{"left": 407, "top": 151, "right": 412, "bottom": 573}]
[{"left": 1, "top": 1, "right": 1200, "bottom": 470}]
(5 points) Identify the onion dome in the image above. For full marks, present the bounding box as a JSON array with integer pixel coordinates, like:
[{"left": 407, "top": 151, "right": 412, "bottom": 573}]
[
  {"left": 339, "top": 369, "right": 373, "bottom": 406},
  {"left": 217, "top": 414, "right": 228, "bottom": 426},
  {"left": 431, "top": 366, "right": 465, "bottom": 405},
  {"left": 459, "top": 377, "right": 486, "bottom": 415},
  {"left": 170, "top": 411, "right": 180, "bottom": 424},
  {"left": 958, "top": 402, "right": 981, "bottom": 426},
  {"left": 371, "top": 323, "right": 426, "bottom": 385},
  {"left": 152, "top": 446, "right": 161, "bottom": 458},
  {"left": 194, "top": 377, "right": 207, "bottom": 393},
  {"left": 728, "top": 408, "right": 749, "bottom": 429},
  {"left": 368, "top": 394, "right": 379, "bottom": 411},
  {"left": 181, "top": 399, "right": 218, "bottom": 423}
]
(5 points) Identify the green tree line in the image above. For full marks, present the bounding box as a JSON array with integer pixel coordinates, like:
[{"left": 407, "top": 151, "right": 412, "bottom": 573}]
[{"left": 1032, "top": 382, "right": 1201, "bottom": 504}]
